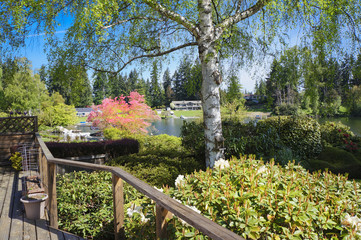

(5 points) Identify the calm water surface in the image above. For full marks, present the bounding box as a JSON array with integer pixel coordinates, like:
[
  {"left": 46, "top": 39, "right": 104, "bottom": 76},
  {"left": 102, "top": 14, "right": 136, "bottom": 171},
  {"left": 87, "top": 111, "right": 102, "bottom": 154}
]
[{"left": 148, "top": 118, "right": 196, "bottom": 136}]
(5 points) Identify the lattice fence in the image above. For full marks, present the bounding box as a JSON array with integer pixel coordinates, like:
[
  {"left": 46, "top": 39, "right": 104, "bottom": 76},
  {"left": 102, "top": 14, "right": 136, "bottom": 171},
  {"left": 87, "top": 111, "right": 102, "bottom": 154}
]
[{"left": 0, "top": 116, "right": 38, "bottom": 134}]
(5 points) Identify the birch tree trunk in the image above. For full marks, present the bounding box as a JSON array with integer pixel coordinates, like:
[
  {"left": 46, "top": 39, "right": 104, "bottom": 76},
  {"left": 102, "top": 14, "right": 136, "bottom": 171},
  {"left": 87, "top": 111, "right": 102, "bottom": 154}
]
[{"left": 198, "top": 0, "right": 224, "bottom": 168}]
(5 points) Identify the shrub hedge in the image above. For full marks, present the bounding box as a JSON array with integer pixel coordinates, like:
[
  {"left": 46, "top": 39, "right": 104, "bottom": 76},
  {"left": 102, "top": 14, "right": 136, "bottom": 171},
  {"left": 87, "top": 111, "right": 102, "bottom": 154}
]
[
  {"left": 108, "top": 134, "right": 205, "bottom": 187},
  {"left": 46, "top": 139, "right": 139, "bottom": 158},
  {"left": 181, "top": 116, "right": 322, "bottom": 163}
]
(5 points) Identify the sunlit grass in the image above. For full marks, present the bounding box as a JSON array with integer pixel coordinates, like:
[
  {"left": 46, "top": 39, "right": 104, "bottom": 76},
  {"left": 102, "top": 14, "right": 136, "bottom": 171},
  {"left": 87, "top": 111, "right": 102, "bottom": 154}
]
[{"left": 172, "top": 110, "right": 203, "bottom": 118}]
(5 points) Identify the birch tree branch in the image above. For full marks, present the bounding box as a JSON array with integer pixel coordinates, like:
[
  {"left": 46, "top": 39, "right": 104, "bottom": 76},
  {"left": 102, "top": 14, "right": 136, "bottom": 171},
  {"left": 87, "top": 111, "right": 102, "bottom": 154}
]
[
  {"left": 84, "top": 42, "right": 198, "bottom": 74},
  {"left": 218, "top": 0, "right": 271, "bottom": 30},
  {"left": 142, "top": 0, "right": 199, "bottom": 38}
]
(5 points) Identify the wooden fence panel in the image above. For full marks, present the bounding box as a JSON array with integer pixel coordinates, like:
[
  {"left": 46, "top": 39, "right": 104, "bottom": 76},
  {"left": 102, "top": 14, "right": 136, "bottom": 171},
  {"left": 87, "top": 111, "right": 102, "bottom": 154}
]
[{"left": 0, "top": 116, "right": 38, "bottom": 135}]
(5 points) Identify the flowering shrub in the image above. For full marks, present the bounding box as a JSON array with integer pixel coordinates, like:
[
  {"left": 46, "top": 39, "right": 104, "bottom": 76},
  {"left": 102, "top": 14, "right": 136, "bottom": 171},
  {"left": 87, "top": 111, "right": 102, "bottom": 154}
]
[
  {"left": 87, "top": 92, "right": 160, "bottom": 134},
  {"left": 57, "top": 156, "right": 361, "bottom": 239},
  {"left": 320, "top": 121, "right": 360, "bottom": 153}
]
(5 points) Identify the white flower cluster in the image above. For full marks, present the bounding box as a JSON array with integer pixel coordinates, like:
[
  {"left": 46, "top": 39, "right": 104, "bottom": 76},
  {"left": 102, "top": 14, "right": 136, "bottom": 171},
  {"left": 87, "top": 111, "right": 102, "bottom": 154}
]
[
  {"left": 175, "top": 175, "right": 186, "bottom": 188},
  {"left": 256, "top": 165, "right": 268, "bottom": 175},
  {"left": 214, "top": 158, "right": 230, "bottom": 170},
  {"left": 154, "top": 186, "right": 163, "bottom": 192},
  {"left": 342, "top": 213, "right": 361, "bottom": 233},
  {"left": 126, "top": 204, "right": 149, "bottom": 223}
]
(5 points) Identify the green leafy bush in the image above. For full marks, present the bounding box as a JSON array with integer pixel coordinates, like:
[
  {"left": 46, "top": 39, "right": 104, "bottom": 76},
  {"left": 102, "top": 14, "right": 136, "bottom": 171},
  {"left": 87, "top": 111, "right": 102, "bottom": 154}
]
[
  {"left": 109, "top": 134, "right": 204, "bottom": 187},
  {"left": 180, "top": 121, "right": 205, "bottom": 159},
  {"left": 9, "top": 152, "right": 22, "bottom": 170},
  {"left": 38, "top": 103, "right": 77, "bottom": 127},
  {"left": 320, "top": 121, "right": 359, "bottom": 152},
  {"left": 259, "top": 116, "right": 322, "bottom": 159},
  {"left": 309, "top": 147, "right": 361, "bottom": 178},
  {"left": 181, "top": 116, "right": 322, "bottom": 162},
  {"left": 170, "top": 156, "right": 361, "bottom": 239},
  {"left": 110, "top": 154, "right": 203, "bottom": 187}
]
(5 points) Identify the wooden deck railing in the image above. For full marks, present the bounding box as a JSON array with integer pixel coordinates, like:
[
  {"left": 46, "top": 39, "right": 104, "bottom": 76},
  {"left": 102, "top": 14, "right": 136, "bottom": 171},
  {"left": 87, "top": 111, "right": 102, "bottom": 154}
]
[{"left": 34, "top": 133, "right": 243, "bottom": 240}]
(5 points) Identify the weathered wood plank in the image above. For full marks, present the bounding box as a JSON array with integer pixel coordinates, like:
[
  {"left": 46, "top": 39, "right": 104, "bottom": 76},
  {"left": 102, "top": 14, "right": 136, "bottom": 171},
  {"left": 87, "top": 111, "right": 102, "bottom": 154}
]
[
  {"left": 47, "top": 162, "right": 58, "bottom": 229},
  {"left": 0, "top": 170, "right": 15, "bottom": 240},
  {"left": 156, "top": 204, "right": 173, "bottom": 239},
  {"left": 23, "top": 217, "right": 37, "bottom": 240},
  {"left": 44, "top": 210, "right": 65, "bottom": 240},
  {"left": 0, "top": 167, "right": 11, "bottom": 217},
  {"left": 35, "top": 218, "right": 52, "bottom": 240},
  {"left": 62, "top": 232, "right": 80, "bottom": 240},
  {"left": 112, "top": 174, "right": 125, "bottom": 240},
  {"left": 9, "top": 172, "right": 23, "bottom": 240}
]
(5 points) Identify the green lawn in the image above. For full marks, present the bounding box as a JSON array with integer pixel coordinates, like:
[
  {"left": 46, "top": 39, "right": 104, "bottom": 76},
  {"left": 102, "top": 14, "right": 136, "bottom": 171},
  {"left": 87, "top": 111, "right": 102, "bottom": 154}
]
[
  {"left": 172, "top": 110, "right": 203, "bottom": 118},
  {"left": 77, "top": 116, "right": 88, "bottom": 123}
]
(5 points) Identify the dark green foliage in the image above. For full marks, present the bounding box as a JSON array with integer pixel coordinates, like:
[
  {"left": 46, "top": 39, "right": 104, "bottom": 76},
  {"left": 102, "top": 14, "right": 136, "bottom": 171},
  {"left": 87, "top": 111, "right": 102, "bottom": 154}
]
[
  {"left": 180, "top": 121, "right": 205, "bottom": 159},
  {"left": 260, "top": 116, "right": 322, "bottom": 159},
  {"left": 109, "top": 134, "right": 204, "bottom": 187},
  {"left": 310, "top": 147, "right": 361, "bottom": 178},
  {"left": 46, "top": 139, "right": 139, "bottom": 158},
  {"left": 57, "top": 171, "right": 114, "bottom": 239},
  {"left": 104, "top": 139, "right": 140, "bottom": 159},
  {"left": 181, "top": 116, "right": 322, "bottom": 163},
  {"left": 275, "top": 103, "right": 299, "bottom": 115}
]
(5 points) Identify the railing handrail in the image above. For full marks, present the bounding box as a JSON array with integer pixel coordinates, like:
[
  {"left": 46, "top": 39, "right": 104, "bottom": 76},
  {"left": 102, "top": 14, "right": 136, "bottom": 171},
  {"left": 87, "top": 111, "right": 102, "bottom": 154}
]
[{"left": 35, "top": 133, "right": 243, "bottom": 240}]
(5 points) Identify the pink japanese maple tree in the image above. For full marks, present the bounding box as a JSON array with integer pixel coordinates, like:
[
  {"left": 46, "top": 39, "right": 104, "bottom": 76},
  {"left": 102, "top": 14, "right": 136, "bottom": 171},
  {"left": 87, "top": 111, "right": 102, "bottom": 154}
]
[{"left": 87, "top": 92, "right": 160, "bottom": 134}]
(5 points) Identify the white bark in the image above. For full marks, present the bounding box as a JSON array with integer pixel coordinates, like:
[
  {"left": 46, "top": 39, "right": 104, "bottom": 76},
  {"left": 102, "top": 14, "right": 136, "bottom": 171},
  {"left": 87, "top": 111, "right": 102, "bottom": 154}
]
[{"left": 198, "top": 0, "right": 224, "bottom": 168}]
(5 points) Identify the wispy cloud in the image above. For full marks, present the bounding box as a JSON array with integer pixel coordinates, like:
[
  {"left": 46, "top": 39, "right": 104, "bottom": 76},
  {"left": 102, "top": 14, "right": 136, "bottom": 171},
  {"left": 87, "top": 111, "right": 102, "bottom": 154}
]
[{"left": 26, "top": 30, "right": 67, "bottom": 38}]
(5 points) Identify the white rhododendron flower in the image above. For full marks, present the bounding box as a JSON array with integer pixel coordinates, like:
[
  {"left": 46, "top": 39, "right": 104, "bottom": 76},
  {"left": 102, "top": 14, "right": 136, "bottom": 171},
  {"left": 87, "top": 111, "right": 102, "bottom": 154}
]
[
  {"left": 342, "top": 213, "right": 361, "bottom": 232},
  {"left": 126, "top": 204, "right": 149, "bottom": 223},
  {"left": 214, "top": 158, "right": 230, "bottom": 170},
  {"left": 154, "top": 186, "right": 163, "bottom": 192},
  {"left": 175, "top": 175, "right": 186, "bottom": 188},
  {"left": 172, "top": 197, "right": 182, "bottom": 204},
  {"left": 127, "top": 204, "right": 143, "bottom": 217},
  {"left": 256, "top": 165, "right": 268, "bottom": 175}
]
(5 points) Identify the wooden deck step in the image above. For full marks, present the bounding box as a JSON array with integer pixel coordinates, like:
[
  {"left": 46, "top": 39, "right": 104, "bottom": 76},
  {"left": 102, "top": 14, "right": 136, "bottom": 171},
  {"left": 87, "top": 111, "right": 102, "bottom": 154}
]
[{"left": 0, "top": 166, "right": 85, "bottom": 240}]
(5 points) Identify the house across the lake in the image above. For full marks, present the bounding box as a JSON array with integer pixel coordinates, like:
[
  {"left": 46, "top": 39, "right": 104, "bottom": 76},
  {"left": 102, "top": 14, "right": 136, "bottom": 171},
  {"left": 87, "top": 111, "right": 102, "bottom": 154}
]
[
  {"left": 75, "top": 108, "right": 93, "bottom": 117},
  {"left": 171, "top": 101, "right": 202, "bottom": 110}
]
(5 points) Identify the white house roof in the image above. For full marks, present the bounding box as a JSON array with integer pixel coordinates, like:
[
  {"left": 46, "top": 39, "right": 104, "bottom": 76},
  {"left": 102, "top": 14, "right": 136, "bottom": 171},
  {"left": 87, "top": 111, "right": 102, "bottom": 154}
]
[{"left": 75, "top": 108, "right": 93, "bottom": 113}]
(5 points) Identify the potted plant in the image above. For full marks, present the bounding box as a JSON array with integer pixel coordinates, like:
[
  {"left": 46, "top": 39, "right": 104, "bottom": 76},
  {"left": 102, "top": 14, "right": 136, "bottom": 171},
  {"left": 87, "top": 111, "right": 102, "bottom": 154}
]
[{"left": 20, "top": 193, "right": 48, "bottom": 219}]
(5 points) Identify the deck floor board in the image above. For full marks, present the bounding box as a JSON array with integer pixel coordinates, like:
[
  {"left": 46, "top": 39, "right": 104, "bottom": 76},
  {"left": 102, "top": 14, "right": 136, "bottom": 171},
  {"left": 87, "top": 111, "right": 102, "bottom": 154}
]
[{"left": 0, "top": 166, "right": 85, "bottom": 240}]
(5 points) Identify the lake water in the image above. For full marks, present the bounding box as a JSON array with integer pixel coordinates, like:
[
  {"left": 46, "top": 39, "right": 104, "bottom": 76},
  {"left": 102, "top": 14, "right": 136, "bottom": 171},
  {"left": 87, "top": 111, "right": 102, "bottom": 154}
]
[
  {"left": 148, "top": 118, "right": 197, "bottom": 136},
  {"left": 149, "top": 116, "right": 361, "bottom": 137}
]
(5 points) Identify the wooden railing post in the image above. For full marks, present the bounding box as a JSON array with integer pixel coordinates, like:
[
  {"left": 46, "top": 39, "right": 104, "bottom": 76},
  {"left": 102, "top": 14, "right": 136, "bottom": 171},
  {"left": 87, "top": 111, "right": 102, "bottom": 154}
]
[
  {"left": 48, "top": 162, "right": 58, "bottom": 228},
  {"left": 156, "top": 204, "right": 173, "bottom": 239},
  {"left": 112, "top": 174, "right": 125, "bottom": 240}
]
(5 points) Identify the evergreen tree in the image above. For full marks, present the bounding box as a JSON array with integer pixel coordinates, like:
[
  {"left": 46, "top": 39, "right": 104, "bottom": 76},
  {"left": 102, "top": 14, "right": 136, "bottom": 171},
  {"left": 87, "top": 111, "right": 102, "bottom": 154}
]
[
  {"left": 163, "top": 68, "right": 174, "bottom": 106},
  {"left": 352, "top": 53, "right": 361, "bottom": 86},
  {"left": 93, "top": 71, "right": 109, "bottom": 105},
  {"left": 173, "top": 59, "right": 192, "bottom": 100},
  {"left": 149, "top": 61, "right": 164, "bottom": 108},
  {"left": 226, "top": 75, "right": 243, "bottom": 103}
]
